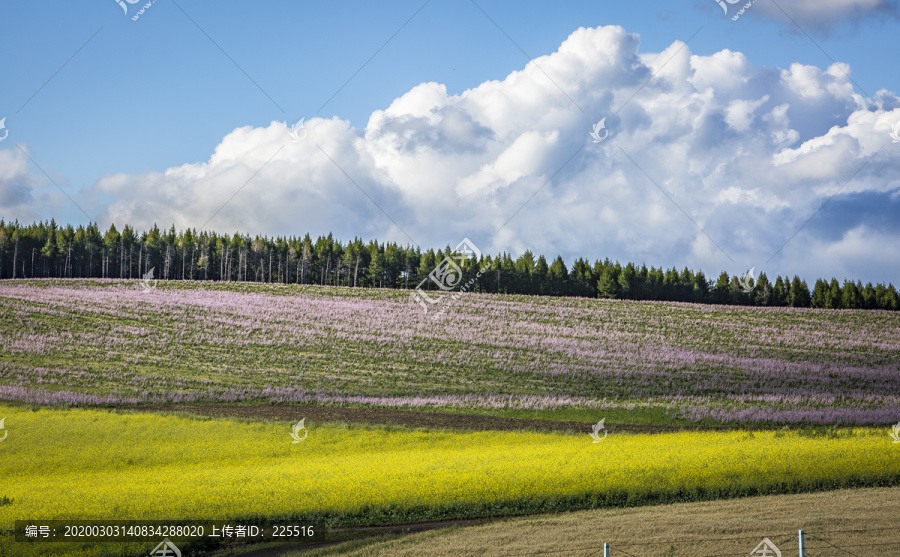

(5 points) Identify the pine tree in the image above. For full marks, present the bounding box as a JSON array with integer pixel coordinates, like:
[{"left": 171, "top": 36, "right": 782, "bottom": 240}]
[
  {"left": 884, "top": 285, "right": 900, "bottom": 310},
  {"left": 692, "top": 270, "right": 709, "bottom": 303},
  {"left": 570, "top": 258, "right": 594, "bottom": 297},
  {"left": 103, "top": 224, "right": 121, "bottom": 279},
  {"left": 754, "top": 272, "right": 771, "bottom": 306},
  {"left": 534, "top": 255, "right": 549, "bottom": 295},
  {"left": 548, "top": 256, "right": 569, "bottom": 296},
  {"left": 618, "top": 262, "right": 637, "bottom": 300},
  {"left": 841, "top": 280, "right": 861, "bottom": 309},
  {"left": 597, "top": 264, "right": 621, "bottom": 299},
  {"left": 515, "top": 251, "right": 536, "bottom": 294},
  {"left": 810, "top": 279, "right": 827, "bottom": 308},
  {"left": 790, "top": 276, "right": 811, "bottom": 308},
  {"left": 861, "top": 282, "right": 876, "bottom": 309},
  {"left": 712, "top": 271, "right": 731, "bottom": 304},
  {"left": 825, "top": 278, "right": 842, "bottom": 309},
  {"left": 0, "top": 224, "right": 6, "bottom": 280},
  {"left": 1, "top": 219, "right": 896, "bottom": 313},
  {"left": 771, "top": 276, "right": 786, "bottom": 306}
]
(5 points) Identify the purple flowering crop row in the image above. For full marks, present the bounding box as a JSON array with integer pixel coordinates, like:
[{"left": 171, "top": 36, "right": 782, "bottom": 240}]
[{"left": 0, "top": 279, "right": 897, "bottom": 425}]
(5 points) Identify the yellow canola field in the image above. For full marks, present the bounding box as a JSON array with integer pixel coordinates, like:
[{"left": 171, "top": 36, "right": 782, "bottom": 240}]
[{"left": 0, "top": 406, "right": 898, "bottom": 556}]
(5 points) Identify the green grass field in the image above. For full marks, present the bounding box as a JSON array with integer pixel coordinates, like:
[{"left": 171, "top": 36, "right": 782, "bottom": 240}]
[{"left": 286, "top": 486, "right": 900, "bottom": 556}]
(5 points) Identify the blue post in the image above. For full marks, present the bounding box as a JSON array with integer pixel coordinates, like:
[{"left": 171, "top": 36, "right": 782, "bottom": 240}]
[
  {"left": 604, "top": 542, "right": 610, "bottom": 557},
  {"left": 799, "top": 530, "right": 805, "bottom": 557}
]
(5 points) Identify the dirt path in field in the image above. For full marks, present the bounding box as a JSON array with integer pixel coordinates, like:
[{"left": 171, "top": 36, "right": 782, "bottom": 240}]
[{"left": 131, "top": 404, "right": 729, "bottom": 435}]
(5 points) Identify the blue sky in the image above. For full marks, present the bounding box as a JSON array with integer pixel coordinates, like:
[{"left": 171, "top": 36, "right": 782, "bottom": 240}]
[{"left": 2, "top": 0, "right": 899, "bottom": 285}]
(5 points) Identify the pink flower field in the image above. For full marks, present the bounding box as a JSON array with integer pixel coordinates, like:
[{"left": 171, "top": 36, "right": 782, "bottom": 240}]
[{"left": 1, "top": 279, "right": 898, "bottom": 425}]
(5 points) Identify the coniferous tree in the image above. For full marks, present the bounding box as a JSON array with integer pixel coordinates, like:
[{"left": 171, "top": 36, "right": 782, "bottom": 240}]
[
  {"left": 597, "top": 263, "right": 621, "bottom": 299},
  {"left": 662, "top": 267, "right": 679, "bottom": 301},
  {"left": 618, "top": 262, "right": 636, "bottom": 299},
  {"left": 884, "top": 285, "right": 900, "bottom": 310},
  {"left": 861, "top": 282, "right": 876, "bottom": 310},
  {"left": 534, "top": 255, "right": 549, "bottom": 295},
  {"left": 692, "top": 270, "right": 709, "bottom": 303},
  {"left": 841, "top": 280, "right": 861, "bottom": 309},
  {"left": 570, "top": 258, "right": 594, "bottom": 297},
  {"left": 103, "top": 224, "right": 120, "bottom": 279},
  {"left": 515, "top": 251, "right": 536, "bottom": 294},
  {"left": 771, "top": 276, "right": 786, "bottom": 306},
  {"left": 825, "top": 278, "right": 842, "bottom": 309},
  {"left": 548, "top": 256, "right": 569, "bottom": 296},
  {"left": 811, "top": 279, "right": 827, "bottom": 308},
  {"left": 790, "top": 276, "right": 811, "bottom": 308},
  {"left": 712, "top": 271, "right": 731, "bottom": 304},
  {"left": 754, "top": 272, "right": 771, "bottom": 306},
  {"left": 0, "top": 223, "right": 7, "bottom": 280},
  {"left": 10, "top": 227, "right": 19, "bottom": 279},
  {"left": 0, "top": 219, "right": 896, "bottom": 312},
  {"left": 367, "top": 241, "right": 384, "bottom": 288}
]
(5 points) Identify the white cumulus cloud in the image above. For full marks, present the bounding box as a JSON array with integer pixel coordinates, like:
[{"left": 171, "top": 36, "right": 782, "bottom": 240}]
[{"left": 6, "top": 24, "right": 899, "bottom": 284}]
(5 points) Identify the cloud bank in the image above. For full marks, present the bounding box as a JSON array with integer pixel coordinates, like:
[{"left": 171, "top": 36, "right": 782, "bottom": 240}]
[
  {"left": 749, "top": 0, "right": 899, "bottom": 32},
  {"left": 5, "top": 25, "right": 900, "bottom": 284}
]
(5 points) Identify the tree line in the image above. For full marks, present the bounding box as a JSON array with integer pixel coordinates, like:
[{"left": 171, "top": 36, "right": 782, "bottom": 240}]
[{"left": 0, "top": 219, "right": 897, "bottom": 311}]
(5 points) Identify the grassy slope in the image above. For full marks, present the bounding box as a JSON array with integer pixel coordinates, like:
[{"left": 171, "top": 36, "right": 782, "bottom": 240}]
[
  {"left": 284, "top": 486, "right": 900, "bottom": 557},
  {"left": 1, "top": 279, "right": 898, "bottom": 426}
]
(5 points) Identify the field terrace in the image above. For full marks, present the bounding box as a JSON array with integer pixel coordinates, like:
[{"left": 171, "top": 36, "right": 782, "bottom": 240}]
[{"left": 0, "top": 279, "right": 898, "bottom": 425}]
